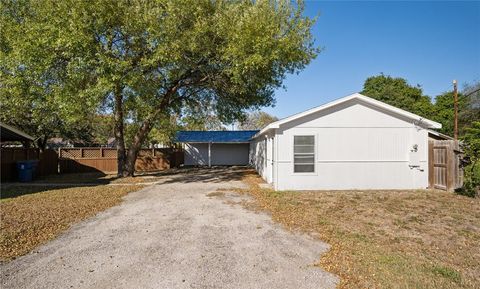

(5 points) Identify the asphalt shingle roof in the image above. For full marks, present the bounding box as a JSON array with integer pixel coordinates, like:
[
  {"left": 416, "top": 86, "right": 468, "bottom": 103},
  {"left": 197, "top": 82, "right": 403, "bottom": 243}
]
[{"left": 175, "top": 130, "right": 259, "bottom": 143}]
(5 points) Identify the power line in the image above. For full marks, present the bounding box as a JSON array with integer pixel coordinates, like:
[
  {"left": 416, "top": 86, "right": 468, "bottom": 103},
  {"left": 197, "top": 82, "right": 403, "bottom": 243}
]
[{"left": 465, "top": 87, "right": 480, "bottom": 97}]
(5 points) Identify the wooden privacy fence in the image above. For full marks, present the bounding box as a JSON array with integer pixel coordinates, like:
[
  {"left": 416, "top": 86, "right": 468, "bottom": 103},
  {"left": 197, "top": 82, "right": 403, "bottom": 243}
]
[
  {"left": 1, "top": 148, "right": 58, "bottom": 181},
  {"left": 1, "top": 147, "right": 183, "bottom": 181},
  {"left": 59, "top": 148, "right": 183, "bottom": 174},
  {"left": 428, "top": 140, "right": 463, "bottom": 192}
]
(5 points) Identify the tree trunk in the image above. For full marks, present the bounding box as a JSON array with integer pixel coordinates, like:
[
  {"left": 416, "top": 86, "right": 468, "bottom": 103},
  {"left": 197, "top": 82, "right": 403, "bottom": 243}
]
[
  {"left": 35, "top": 136, "right": 48, "bottom": 152},
  {"left": 123, "top": 82, "right": 181, "bottom": 176},
  {"left": 114, "top": 83, "right": 127, "bottom": 177},
  {"left": 120, "top": 81, "right": 181, "bottom": 177},
  {"left": 124, "top": 118, "right": 155, "bottom": 176}
]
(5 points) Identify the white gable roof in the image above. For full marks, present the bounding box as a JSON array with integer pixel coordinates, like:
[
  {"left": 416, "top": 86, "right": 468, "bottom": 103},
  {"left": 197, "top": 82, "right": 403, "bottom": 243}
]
[{"left": 253, "top": 93, "right": 441, "bottom": 138}]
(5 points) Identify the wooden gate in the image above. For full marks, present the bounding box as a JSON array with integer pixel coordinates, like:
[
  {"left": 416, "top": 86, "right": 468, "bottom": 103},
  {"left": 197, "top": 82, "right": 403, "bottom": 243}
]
[
  {"left": 428, "top": 140, "right": 463, "bottom": 191},
  {"left": 431, "top": 145, "right": 447, "bottom": 190}
]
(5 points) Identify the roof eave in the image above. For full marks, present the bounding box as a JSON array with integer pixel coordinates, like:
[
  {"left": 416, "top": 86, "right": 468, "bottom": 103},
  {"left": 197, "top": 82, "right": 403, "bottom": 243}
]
[
  {"left": 252, "top": 124, "right": 279, "bottom": 139},
  {"left": 0, "top": 122, "right": 35, "bottom": 141},
  {"left": 357, "top": 95, "right": 442, "bottom": 129},
  {"left": 253, "top": 93, "right": 442, "bottom": 135},
  {"left": 427, "top": 129, "right": 453, "bottom": 140}
]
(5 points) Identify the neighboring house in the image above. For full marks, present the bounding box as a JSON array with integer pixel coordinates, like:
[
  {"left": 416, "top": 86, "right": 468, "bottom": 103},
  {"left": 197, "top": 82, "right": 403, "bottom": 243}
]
[
  {"left": 107, "top": 137, "right": 117, "bottom": 148},
  {"left": 176, "top": 93, "right": 448, "bottom": 191},
  {"left": 176, "top": 131, "right": 258, "bottom": 166},
  {"left": 46, "top": 137, "right": 74, "bottom": 149}
]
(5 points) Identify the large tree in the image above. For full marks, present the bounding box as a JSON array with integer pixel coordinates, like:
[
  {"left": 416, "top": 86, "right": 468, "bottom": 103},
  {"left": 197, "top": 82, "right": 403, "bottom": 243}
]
[
  {"left": 0, "top": 0, "right": 97, "bottom": 150},
  {"left": 432, "top": 91, "right": 467, "bottom": 136},
  {"left": 238, "top": 111, "right": 279, "bottom": 130},
  {"left": 431, "top": 81, "right": 479, "bottom": 137},
  {"left": 461, "top": 81, "right": 480, "bottom": 129},
  {"left": 1, "top": 0, "right": 318, "bottom": 176},
  {"left": 460, "top": 121, "right": 480, "bottom": 197},
  {"left": 361, "top": 74, "right": 434, "bottom": 120}
]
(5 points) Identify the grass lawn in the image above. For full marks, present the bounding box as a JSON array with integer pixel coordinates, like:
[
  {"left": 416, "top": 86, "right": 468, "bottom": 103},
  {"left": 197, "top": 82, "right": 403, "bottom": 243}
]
[
  {"left": 240, "top": 171, "right": 480, "bottom": 289},
  {"left": 0, "top": 181, "right": 143, "bottom": 261}
]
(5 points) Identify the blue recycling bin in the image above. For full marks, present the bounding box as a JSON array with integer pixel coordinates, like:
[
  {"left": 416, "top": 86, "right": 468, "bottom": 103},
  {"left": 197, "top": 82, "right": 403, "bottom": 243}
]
[{"left": 16, "top": 160, "right": 39, "bottom": 182}]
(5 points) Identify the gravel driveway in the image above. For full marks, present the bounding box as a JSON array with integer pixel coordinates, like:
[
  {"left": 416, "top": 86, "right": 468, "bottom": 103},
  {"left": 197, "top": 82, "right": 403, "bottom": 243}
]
[{"left": 1, "top": 167, "right": 338, "bottom": 289}]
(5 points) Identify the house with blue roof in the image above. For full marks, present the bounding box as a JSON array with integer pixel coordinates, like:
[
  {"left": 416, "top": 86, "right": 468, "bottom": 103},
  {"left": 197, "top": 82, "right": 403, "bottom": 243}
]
[{"left": 175, "top": 130, "right": 258, "bottom": 166}]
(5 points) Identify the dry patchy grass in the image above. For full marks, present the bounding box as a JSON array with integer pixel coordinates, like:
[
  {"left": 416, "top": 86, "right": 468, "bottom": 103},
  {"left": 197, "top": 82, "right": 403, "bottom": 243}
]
[
  {"left": 240, "top": 170, "right": 480, "bottom": 289},
  {"left": 206, "top": 191, "right": 226, "bottom": 197},
  {"left": 0, "top": 184, "right": 143, "bottom": 261}
]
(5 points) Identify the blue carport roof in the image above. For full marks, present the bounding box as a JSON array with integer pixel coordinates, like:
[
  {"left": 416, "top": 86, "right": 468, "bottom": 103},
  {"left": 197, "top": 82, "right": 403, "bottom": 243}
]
[{"left": 175, "top": 130, "right": 259, "bottom": 143}]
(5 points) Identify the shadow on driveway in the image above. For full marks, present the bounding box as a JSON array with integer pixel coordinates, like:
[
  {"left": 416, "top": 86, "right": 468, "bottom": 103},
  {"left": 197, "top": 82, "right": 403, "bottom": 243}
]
[{"left": 159, "top": 166, "right": 255, "bottom": 184}]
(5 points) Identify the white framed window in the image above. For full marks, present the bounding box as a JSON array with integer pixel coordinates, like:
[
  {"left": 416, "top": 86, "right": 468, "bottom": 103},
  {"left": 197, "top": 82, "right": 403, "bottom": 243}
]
[{"left": 293, "top": 135, "right": 315, "bottom": 173}]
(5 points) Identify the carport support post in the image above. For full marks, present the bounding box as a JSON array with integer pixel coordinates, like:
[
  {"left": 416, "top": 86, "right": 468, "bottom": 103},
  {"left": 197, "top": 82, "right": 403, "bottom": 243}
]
[{"left": 208, "top": 142, "right": 211, "bottom": 167}]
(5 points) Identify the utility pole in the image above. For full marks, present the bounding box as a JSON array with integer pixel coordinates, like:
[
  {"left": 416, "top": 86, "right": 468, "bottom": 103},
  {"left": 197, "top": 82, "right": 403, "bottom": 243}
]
[{"left": 453, "top": 79, "right": 458, "bottom": 140}]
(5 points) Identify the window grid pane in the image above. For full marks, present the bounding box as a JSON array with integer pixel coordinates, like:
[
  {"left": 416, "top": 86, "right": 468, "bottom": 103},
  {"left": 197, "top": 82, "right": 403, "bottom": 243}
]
[
  {"left": 294, "top": 136, "right": 314, "bottom": 145},
  {"left": 294, "top": 136, "right": 315, "bottom": 173},
  {"left": 294, "top": 156, "right": 314, "bottom": 164},
  {"left": 294, "top": 145, "right": 314, "bottom": 154},
  {"left": 294, "top": 164, "right": 315, "bottom": 173}
]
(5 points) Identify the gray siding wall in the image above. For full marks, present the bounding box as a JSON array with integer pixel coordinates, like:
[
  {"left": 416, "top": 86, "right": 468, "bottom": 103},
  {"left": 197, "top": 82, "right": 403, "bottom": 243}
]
[
  {"left": 184, "top": 143, "right": 250, "bottom": 166},
  {"left": 184, "top": 143, "right": 208, "bottom": 166},
  {"left": 211, "top": 143, "right": 249, "bottom": 165}
]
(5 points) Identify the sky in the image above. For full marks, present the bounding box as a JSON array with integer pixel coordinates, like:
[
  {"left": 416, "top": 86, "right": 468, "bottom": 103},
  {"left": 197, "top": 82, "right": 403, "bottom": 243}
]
[{"left": 263, "top": 1, "right": 480, "bottom": 119}]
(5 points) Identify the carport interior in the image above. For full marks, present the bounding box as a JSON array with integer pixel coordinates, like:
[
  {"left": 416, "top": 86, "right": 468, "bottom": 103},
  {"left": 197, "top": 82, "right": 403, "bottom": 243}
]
[
  {"left": 184, "top": 142, "right": 250, "bottom": 166},
  {"left": 175, "top": 130, "right": 259, "bottom": 166}
]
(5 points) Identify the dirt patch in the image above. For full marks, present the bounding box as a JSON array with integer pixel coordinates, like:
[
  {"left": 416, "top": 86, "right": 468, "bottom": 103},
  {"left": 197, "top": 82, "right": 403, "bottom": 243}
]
[
  {"left": 239, "top": 169, "right": 480, "bottom": 289},
  {"left": 206, "top": 191, "right": 225, "bottom": 197},
  {"left": 0, "top": 184, "right": 143, "bottom": 261}
]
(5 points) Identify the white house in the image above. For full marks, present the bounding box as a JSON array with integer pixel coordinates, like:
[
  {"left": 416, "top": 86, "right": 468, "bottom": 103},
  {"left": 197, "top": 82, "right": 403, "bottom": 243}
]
[
  {"left": 177, "top": 93, "right": 445, "bottom": 191},
  {"left": 249, "top": 93, "right": 442, "bottom": 190}
]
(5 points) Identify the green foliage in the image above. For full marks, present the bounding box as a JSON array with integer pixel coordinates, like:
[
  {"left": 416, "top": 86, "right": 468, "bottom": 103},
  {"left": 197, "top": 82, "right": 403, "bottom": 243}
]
[
  {"left": 0, "top": 0, "right": 100, "bottom": 148},
  {"left": 90, "top": 115, "right": 115, "bottom": 145},
  {"left": 361, "top": 74, "right": 434, "bottom": 119},
  {"left": 179, "top": 104, "right": 226, "bottom": 131},
  {"left": 125, "top": 114, "right": 180, "bottom": 147},
  {"left": 429, "top": 265, "right": 461, "bottom": 283},
  {"left": 1, "top": 0, "right": 318, "bottom": 174},
  {"left": 361, "top": 75, "right": 479, "bottom": 139},
  {"left": 432, "top": 92, "right": 468, "bottom": 136},
  {"left": 239, "top": 111, "right": 279, "bottom": 130},
  {"left": 461, "top": 81, "right": 480, "bottom": 129},
  {"left": 457, "top": 122, "right": 480, "bottom": 197}
]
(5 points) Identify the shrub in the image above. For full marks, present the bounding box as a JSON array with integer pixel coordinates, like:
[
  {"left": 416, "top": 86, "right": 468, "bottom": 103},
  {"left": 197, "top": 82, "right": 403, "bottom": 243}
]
[{"left": 457, "top": 122, "right": 480, "bottom": 197}]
